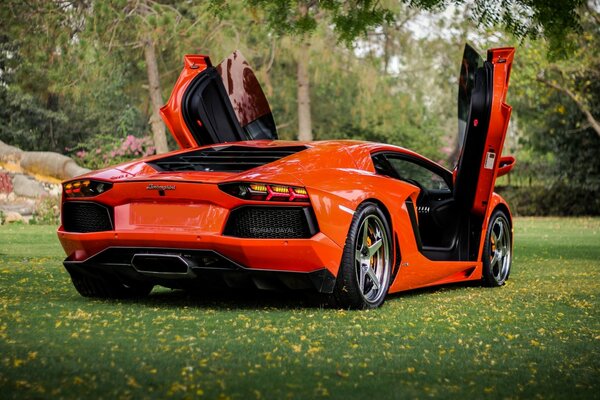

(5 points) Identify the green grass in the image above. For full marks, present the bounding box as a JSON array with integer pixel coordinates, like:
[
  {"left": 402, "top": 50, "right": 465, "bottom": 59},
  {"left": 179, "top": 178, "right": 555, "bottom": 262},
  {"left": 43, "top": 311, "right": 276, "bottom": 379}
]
[{"left": 0, "top": 218, "right": 599, "bottom": 399}]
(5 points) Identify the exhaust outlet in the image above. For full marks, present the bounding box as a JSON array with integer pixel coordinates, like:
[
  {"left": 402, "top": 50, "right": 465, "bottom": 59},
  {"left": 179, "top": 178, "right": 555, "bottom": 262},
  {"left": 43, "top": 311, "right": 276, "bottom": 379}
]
[{"left": 131, "top": 254, "right": 197, "bottom": 279}]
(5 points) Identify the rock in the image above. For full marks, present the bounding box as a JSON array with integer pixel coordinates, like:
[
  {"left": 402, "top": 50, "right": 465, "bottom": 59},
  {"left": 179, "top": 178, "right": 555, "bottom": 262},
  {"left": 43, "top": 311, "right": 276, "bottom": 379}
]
[
  {"left": 0, "top": 203, "right": 35, "bottom": 216},
  {"left": 12, "top": 174, "right": 47, "bottom": 198},
  {"left": 0, "top": 140, "right": 24, "bottom": 171},
  {"left": 4, "top": 211, "right": 24, "bottom": 224},
  {"left": 7, "top": 192, "right": 16, "bottom": 202},
  {"left": 1, "top": 139, "right": 89, "bottom": 179},
  {"left": 0, "top": 140, "right": 23, "bottom": 158},
  {"left": 0, "top": 193, "right": 6, "bottom": 201},
  {"left": 20, "top": 151, "right": 90, "bottom": 180}
]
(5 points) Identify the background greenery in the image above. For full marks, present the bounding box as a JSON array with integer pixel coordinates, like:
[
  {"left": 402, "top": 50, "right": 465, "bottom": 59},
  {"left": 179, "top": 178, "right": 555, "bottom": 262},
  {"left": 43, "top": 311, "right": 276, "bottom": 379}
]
[
  {"left": 1, "top": 0, "right": 599, "bottom": 215},
  {"left": 0, "top": 218, "right": 598, "bottom": 398}
]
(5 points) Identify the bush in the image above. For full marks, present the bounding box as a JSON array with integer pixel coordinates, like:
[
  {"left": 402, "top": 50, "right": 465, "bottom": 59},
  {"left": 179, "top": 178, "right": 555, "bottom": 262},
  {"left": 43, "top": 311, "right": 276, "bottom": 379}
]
[
  {"left": 496, "top": 184, "right": 600, "bottom": 216},
  {"left": 70, "top": 134, "right": 156, "bottom": 169},
  {"left": 29, "top": 197, "right": 61, "bottom": 225}
]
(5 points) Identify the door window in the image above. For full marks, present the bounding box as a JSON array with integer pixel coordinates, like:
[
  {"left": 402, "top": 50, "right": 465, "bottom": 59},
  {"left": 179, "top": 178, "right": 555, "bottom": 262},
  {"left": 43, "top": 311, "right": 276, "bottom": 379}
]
[{"left": 387, "top": 157, "right": 450, "bottom": 191}]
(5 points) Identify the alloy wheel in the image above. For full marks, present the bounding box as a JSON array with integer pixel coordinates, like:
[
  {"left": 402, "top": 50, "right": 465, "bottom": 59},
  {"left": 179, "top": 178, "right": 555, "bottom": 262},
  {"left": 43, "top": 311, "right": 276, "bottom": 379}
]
[
  {"left": 489, "top": 216, "right": 511, "bottom": 284},
  {"left": 354, "top": 215, "right": 391, "bottom": 304}
]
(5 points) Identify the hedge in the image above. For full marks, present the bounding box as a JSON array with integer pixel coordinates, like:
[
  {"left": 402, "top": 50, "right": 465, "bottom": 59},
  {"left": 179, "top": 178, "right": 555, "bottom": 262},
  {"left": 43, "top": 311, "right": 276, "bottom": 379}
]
[{"left": 495, "top": 185, "right": 600, "bottom": 216}]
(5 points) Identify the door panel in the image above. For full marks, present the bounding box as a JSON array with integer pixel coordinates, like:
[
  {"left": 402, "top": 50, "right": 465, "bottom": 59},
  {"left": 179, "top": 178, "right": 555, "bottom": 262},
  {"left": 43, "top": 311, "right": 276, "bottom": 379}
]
[
  {"left": 471, "top": 48, "right": 514, "bottom": 216},
  {"left": 182, "top": 67, "right": 246, "bottom": 145},
  {"left": 454, "top": 45, "right": 493, "bottom": 214},
  {"left": 453, "top": 45, "right": 514, "bottom": 217},
  {"left": 160, "top": 55, "right": 212, "bottom": 149},
  {"left": 161, "top": 51, "right": 277, "bottom": 149},
  {"left": 216, "top": 51, "right": 277, "bottom": 140}
]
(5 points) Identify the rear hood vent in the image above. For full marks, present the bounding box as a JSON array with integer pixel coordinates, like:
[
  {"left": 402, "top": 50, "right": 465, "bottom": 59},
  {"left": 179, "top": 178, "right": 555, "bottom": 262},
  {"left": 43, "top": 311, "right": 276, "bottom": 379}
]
[{"left": 147, "top": 145, "right": 308, "bottom": 173}]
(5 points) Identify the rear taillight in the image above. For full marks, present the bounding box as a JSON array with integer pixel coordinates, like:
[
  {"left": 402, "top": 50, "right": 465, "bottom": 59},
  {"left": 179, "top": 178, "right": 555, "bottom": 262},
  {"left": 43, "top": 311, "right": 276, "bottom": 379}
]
[
  {"left": 63, "top": 180, "right": 112, "bottom": 198},
  {"left": 220, "top": 182, "right": 309, "bottom": 202}
]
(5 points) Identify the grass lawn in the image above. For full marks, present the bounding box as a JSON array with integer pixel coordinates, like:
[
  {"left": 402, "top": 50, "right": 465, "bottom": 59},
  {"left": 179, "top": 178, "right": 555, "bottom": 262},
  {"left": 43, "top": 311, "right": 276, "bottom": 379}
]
[{"left": 0, "top": 218, "right": 598, "bottom": 399}]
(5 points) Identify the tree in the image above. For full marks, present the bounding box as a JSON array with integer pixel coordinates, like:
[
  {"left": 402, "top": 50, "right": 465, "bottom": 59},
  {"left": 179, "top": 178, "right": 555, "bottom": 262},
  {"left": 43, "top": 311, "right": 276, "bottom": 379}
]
[
  {"left": 249, "top": 0, "right": 584, "bottom": 142},
  {"left": 86, "top": 1, "right": 187, "bottom": 154},
  {"left": 248, "top": 0, "right": 394, "bottom": 141},
  {"left": 533, "top": 3, "right": 600, "bottom": 138},
  {"left": 0, "top": 1, "right": 85, "bottom": 151},
  {"left": 509, "top": 3, "right": 600, "bottom": 192},
  {"left": 138, "top": 1, "right": 169, "bottom": 154},
  {"left": 0, "top": 1, "right": 151, "bottom": 154},
  {"left": 0, "top": 0, "right": 588, "bottom": 170}
]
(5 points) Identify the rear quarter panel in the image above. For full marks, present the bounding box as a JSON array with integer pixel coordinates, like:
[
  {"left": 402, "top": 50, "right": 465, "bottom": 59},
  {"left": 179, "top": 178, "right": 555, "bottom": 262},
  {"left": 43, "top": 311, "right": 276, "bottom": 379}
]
[{"left": 299, "top": 167, "right": 421, "bottom": 278}]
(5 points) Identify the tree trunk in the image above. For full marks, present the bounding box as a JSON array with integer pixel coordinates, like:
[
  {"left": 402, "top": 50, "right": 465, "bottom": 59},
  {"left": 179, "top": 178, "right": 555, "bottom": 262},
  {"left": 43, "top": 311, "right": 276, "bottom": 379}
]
[
  {"left": 143, "top": 33, "right": 169, "bottom": 154},
  {"left": 296, "top": 40, "right": 312, "bottom": 141},
  {"left": 383, "top": 26, "right": 391, "bottom": 74}
]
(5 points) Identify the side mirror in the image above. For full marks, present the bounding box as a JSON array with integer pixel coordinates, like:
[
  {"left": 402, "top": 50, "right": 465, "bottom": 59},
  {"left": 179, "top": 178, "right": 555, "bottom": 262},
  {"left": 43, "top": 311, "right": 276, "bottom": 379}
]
[{"left": 497, "top": 156, "right": 515, "bottom": 177}]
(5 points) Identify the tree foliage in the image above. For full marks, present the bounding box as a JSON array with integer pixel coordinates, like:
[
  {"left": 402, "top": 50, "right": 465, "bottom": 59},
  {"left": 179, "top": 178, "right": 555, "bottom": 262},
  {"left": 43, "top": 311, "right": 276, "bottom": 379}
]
[
  {"left": 509, "top": 4, "right": 600, "bottom": 191},
  {"left": 0, "top": 0, "right": 597, "bottom": 215},
  {"left": 247, "top": 0, "right": 395, "bottom": 44}
]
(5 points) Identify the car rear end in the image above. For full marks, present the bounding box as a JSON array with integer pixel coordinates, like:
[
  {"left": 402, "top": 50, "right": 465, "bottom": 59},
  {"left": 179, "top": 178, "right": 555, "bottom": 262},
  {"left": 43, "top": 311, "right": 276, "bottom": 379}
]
[{"left": 57, "top": 144, "right": 343, "bottom": 293}]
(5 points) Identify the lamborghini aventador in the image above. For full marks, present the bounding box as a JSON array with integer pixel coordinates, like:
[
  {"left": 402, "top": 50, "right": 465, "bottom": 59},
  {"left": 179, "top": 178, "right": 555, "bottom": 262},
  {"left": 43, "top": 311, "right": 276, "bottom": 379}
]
[{"left": 57, "top": 45, "right": 516, "bottom": 309}]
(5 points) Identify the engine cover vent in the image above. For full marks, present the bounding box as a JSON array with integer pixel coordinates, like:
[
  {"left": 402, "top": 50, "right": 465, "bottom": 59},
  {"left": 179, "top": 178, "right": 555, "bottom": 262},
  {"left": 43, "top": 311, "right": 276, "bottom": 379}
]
[{"left": 148, "top": 145, "right": 308, "bottom": 173}]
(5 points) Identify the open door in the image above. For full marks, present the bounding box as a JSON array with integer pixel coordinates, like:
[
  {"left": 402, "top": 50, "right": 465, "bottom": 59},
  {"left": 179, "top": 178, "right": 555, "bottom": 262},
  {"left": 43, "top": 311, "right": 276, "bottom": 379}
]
[
  {"left": 454, "top": 44, "right": 514, "bottom": 217},
  {"left": 161, "top": 51, "right": 277, "bottom": 149}
]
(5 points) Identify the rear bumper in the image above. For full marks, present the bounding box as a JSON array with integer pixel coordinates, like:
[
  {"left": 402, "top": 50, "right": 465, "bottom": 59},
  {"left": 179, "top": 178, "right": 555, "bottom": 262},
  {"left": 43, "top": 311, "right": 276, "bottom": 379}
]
[
  {"left": 57, "top": 229, "right": 342, "bottom": 292},
  {"left": 57, "top": 180, "right": 347, "bottom": 293},
  {"left": 63, "top": 246, "right": 337, "bottom": 293},
  {"left": 58, "top": 228, "right": 341, "bottom": 270}
]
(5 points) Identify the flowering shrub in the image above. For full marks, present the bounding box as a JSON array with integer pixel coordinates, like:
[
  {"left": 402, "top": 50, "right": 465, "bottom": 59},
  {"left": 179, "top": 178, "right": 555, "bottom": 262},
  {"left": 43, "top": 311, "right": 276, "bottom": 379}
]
[
  {"left": 70, "top": 134, "right": 156, "bottom": 169},
  {"left": 30, "top": 196, "right": 61, "bottom": 225}
]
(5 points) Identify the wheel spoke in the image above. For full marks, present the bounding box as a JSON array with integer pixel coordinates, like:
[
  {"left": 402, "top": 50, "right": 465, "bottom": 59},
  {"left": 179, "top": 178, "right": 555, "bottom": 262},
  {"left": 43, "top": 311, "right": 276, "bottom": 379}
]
[
  {"left": 355, "top": 249, "right": 363, "bottom": 263},
  {"left": 358, "top": 264, "right": 367, "bottom": 291},
  {"left": 492, "top": 257, "right": 500, "bottom": 279},
  {"left": 490, "top": 251, "right": 499, "bottom": 267},
  {"left": 362, "top": 220, "right": 370, "bottom": 246},
  {"left": 366, "top": 267, "right": 380, "bottom": 290},
  {"left": 367, "top": 239, "right": 383, "bottom": 258},
  {"left": 496, "top": 220, "right": 504, "bottom": 242}
]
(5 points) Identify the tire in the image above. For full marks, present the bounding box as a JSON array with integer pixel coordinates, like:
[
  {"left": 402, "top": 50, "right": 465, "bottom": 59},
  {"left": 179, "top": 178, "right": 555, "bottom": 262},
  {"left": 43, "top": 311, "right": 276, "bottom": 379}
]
[
  {"left": 70, "top": 272, "right": 153, "bottom": 299},
  {"left": 482, "top": 209, "right": 512, "bottom": 287},
  {"left": 333, "top": 202, "right": 393, "bottom": 309}
]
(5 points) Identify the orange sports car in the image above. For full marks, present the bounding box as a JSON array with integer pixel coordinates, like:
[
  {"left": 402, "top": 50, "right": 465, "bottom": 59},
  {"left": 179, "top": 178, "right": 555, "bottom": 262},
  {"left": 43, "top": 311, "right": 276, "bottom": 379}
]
[{"left": 57, "top": 44, "right": 515, "bottom": 309}]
